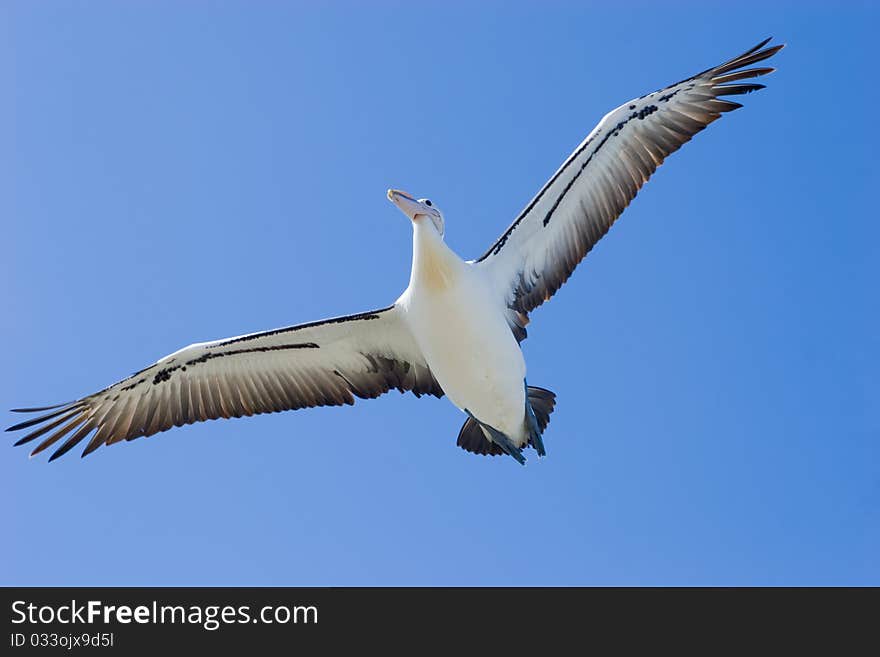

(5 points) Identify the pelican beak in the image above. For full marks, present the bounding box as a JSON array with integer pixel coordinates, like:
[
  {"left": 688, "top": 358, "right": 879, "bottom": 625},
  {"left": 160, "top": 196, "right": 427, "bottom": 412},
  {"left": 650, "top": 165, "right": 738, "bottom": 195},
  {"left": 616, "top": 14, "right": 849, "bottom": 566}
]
[{"left": 387, "top": 189, "right": 428, "bottom": 222}]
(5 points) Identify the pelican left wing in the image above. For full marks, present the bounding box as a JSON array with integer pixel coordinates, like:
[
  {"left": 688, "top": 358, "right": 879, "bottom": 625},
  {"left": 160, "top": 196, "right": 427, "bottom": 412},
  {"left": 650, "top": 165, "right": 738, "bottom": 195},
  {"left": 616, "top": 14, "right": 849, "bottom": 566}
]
[
  {"left": 475, "top": 39, "right": 783, "bottom": 340},
  {"left": 7, "top": 305, "right": 442, "bottom": 460}
]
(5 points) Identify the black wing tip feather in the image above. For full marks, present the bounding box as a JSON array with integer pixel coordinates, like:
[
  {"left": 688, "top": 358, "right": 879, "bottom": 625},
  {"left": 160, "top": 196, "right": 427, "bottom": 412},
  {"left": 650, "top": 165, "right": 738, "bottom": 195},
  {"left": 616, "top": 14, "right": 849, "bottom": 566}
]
[
  {"left": 712, "top": 39, "right": 784, "bottom": 76},
  {"left": 703, "top": 39, "right": 783, "bottom": 113},
  {"left": 735, "top": 36, "right": 784, "bottom": 60},
  {"left": 6, "top": 403, "right": 81, "bottom": 433},
  {"left": 9, "top": 402, "right": 75, "bottom": 414},
  {"left": 48, "top": 444, "right": 78, "bottom": 462},
  {"left": 7, "top": 402, "right": 93, "bottom": 460},
  {"left": 747, "top": 37, "right": 785, "bottom": 57},
  {"left": 714, "top": 83, "right": 766, "bottom": 96}
]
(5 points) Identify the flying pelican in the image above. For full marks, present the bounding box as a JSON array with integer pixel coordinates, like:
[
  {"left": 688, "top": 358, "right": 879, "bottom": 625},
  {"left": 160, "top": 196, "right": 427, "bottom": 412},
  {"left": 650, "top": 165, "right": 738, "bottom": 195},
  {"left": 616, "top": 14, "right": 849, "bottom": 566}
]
[{"left": 8, "top": 38, "right": 783, "bottom": 464}]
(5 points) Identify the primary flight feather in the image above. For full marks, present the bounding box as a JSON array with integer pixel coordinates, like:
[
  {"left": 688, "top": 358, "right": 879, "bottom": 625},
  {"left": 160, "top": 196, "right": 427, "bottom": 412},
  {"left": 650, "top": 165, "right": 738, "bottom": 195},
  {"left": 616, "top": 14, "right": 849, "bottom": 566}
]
[{"left": 8, "top": 38, "right": 784, "bottom": 463}]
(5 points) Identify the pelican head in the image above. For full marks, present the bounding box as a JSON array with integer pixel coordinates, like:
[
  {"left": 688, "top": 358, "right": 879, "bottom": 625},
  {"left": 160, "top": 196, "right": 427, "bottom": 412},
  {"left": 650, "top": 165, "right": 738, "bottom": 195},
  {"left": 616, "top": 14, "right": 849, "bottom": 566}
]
[{"left": 387, "top": 189, "right": 445, "bottom": 237}]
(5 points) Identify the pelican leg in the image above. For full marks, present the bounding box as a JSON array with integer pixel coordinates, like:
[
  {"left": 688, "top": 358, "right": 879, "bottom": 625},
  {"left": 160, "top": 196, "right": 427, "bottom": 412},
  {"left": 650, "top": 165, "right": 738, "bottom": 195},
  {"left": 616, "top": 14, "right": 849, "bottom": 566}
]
[
  {"left": 464, "top": 409, "right": 526, "bottom": 465},
  {"left": 524, "top": 379, "right": 546, "bottom": 457}
]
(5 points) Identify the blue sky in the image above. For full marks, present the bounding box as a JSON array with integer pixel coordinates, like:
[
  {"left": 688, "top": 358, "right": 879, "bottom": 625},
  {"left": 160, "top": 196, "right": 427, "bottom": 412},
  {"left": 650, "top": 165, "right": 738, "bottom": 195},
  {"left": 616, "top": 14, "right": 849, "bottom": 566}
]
[{"left": 3, "top": 2, "right": 877, "bottom": 586}]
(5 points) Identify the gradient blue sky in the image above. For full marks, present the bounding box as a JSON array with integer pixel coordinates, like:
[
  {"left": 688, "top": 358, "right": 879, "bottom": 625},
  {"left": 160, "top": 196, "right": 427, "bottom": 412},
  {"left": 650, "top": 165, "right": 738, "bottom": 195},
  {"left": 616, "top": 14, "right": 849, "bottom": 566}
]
[{"left": 3, "top": 2, "right": 877, "bottom": 586}]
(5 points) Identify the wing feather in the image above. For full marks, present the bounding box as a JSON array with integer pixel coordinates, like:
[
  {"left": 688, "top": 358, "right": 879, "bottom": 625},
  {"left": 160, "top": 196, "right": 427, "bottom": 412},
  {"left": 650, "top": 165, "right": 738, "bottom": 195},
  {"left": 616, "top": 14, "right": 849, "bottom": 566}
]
[{"left": 476, "top": 39, "right": 784, "bottom": 339}]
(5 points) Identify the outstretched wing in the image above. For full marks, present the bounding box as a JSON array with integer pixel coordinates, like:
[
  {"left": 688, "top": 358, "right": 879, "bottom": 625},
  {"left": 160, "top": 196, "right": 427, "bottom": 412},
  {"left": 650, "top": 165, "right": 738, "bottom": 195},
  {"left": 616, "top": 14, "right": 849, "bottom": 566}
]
[
  {"left": 476, "top": 38, "right": 783, "bottom": 340},
  {"left": 7, "top": 305, "right": 441, "bottom": 460}
]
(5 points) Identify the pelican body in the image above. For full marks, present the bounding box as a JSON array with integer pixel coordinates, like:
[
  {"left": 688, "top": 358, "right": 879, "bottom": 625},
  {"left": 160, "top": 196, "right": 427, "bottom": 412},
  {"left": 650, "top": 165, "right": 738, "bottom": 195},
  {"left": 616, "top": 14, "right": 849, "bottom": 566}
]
[
  {"left": 7, "top": 39, "right": 783, "bottom": 464},
  {"left": 393, "top": 192, "right": 537, "bottom": 461}
]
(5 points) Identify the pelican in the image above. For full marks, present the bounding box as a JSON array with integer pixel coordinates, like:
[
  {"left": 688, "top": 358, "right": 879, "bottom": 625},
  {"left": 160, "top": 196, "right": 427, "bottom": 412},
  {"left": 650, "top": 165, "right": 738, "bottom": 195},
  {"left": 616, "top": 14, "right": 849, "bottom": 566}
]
[{"left": 8, "top": 39, "right": 783, "bottom": 464}]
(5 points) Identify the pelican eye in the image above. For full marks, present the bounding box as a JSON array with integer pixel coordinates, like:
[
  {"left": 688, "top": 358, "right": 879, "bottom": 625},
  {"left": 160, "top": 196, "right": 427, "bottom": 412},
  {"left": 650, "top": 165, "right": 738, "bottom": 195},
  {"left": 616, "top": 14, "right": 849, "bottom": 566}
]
[{"left": 424, "top": 200, "right": 432, "bottom": 207}]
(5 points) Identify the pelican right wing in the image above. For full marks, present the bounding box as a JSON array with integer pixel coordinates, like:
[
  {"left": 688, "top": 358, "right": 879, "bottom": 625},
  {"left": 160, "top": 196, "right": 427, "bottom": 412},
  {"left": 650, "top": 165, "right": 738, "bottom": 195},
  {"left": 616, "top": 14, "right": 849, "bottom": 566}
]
[
  {"left": 7, "top": 305, "right": 442, "bottom": 460},
  {"left": 475, "top": 38, "right": 783, "bottom": 341}
]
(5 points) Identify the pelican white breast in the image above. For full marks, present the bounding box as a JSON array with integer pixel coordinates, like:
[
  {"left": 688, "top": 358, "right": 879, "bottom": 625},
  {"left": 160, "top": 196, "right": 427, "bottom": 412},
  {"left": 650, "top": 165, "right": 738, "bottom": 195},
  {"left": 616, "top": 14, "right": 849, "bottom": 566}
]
[{"left": 8, "top": 38, "right": 784, "bottom": 464}]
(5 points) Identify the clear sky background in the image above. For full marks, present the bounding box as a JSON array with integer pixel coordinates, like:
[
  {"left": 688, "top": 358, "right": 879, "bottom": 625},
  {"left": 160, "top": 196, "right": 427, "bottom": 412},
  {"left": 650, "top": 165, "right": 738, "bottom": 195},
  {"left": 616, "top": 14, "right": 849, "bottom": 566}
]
[{"left": 2, "top": 2, "right": 877, "bottom": 586}]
